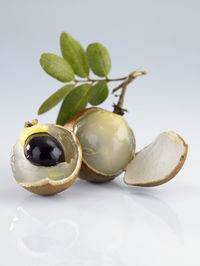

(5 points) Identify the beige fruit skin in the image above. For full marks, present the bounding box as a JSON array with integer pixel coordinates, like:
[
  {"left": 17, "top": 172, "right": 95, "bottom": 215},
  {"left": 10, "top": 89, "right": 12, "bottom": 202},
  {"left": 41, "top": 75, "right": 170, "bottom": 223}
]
[
  {"left": 65, "top": 107, "right": 135, "bottom": 183},
  {"left": 124, "top": 134, "right": 188, "bottom": 187},
  {"left": 20, "top": 177, "right": 76, "bottom": 195},
  {"left": 13, "top": 129, "right": 82, "bottom": 196}
]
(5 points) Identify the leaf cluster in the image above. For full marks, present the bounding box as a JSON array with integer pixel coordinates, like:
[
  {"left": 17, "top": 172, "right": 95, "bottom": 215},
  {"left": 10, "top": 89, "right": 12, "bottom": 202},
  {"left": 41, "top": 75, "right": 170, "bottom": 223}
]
[{"left": 38, "top": 32, "right": 111, "bottom": 125}]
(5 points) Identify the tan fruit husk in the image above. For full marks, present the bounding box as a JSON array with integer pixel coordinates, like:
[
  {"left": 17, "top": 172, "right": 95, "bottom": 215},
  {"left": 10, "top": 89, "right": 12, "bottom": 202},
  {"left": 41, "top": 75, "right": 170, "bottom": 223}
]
[
  {"left": 21, "top": 176, "right": 77, "bottom": 195},
  {"left": 124, "top": 133, "right": 188, "bottom": 187},
  {"left": 65, "top": 107, "right": 135, "bottom": 182},
  {"left": 14, "top": 125, "right": 82, "bottom": 195}
]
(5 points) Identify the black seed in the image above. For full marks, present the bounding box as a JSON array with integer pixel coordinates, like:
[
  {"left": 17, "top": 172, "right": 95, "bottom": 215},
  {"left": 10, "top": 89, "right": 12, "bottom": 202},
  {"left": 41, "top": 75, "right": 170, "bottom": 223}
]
[{"left": 24, "top": 133, "right": 65, "bottom": 167}]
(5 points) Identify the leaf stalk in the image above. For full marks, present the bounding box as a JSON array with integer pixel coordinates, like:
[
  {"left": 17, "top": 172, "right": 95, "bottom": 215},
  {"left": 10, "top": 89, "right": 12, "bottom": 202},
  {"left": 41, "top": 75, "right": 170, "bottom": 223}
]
[{"left": 74, "top": 70, "right": 146, "bottom": 116}]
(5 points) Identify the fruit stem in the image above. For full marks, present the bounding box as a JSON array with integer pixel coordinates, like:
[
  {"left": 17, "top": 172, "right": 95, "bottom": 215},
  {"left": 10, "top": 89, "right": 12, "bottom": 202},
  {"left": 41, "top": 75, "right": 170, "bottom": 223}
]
[
  {"left": 113, "top": 71, "right": 146, "bottom": 115},
  {"left": 24, "top": 119, "right": 38, "bottom": 128}
]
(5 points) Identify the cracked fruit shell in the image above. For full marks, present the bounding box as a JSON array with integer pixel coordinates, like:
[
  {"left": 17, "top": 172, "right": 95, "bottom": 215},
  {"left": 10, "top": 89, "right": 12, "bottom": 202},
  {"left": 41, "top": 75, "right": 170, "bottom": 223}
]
[{"left": 11, "top": 122, "right": 82, "bottom": 195}]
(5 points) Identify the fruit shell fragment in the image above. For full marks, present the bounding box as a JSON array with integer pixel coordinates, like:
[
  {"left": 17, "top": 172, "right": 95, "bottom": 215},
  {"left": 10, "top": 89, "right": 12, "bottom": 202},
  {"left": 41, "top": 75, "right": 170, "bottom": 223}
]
[{"left": 124, "top": 131, "right": 188, "bottom": 187}]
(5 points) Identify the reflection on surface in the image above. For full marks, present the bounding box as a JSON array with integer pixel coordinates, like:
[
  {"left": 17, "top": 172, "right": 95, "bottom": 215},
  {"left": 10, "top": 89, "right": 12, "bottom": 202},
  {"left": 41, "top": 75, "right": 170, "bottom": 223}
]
[
  {"left": 9, "top": 179, "right": 183, "bottom": 265},
  {"left": 10, "top": 206, "right": 79, "bottom": 257},
  {"left": 124, "top": 187, "right": 183, "bottom": 241}
]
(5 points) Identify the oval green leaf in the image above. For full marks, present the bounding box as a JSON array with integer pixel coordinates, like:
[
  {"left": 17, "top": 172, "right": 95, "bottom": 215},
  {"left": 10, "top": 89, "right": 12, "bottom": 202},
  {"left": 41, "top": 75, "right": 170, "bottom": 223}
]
[
  {"left": 56, "top": 84, "right": 91, "bottom": 125},
  {"left": 40, "top": 53, "right": 74, "bottom": 82},
  {"left": 88, "top": 81, "right": 109, "bottom": 105},
  {"left": 86, "top": 43, "right": 111, "bottom": 77},
  {"left": 38, "top": 84, "right": 74, "bottom": 115},
  {"left": 60, "top": 32, "right": 89, "bottom": 78}
]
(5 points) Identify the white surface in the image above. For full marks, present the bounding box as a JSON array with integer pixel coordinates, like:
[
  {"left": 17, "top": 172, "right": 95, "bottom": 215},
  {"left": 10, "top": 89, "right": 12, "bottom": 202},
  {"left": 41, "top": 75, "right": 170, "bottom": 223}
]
[
  {"left": 1, "top": 0, "right": 200, "bottom": 265},
  {"left": 1, "top": 173, "right": 200, "bottom": 266}
]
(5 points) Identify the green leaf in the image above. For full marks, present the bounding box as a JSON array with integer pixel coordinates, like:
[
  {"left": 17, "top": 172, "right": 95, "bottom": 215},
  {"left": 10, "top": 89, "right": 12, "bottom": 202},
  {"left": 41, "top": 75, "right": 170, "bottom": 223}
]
[
  {"left": 88, "top": 81, "right": 109, "bottom": 105},
  {"left": 56, "top": 83, "right": 91, "bottom": 125},
  {"left": 60, "top": 32, "right": 89, "bottom": 78},
  {"left": 86, "top": 42, "right": 111, "bottom": 77},
  {"left": 38, "top": 84, "right": 74, "bottom": 115},
  {"left": 40, "top": 53, "right": 74, "bottom": 82}
]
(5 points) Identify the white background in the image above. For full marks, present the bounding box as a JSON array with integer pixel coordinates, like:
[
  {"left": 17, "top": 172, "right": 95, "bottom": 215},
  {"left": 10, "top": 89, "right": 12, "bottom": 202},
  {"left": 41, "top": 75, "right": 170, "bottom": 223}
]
[{"left": 0, "top": 0, "right": 200, "bottom": 265}]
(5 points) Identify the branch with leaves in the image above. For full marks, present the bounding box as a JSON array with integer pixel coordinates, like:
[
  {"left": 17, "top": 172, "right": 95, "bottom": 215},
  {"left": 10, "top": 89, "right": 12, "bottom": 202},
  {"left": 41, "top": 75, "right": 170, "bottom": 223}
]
[{"left": 38, "top": 32, "right": 146, "bottom": 125}]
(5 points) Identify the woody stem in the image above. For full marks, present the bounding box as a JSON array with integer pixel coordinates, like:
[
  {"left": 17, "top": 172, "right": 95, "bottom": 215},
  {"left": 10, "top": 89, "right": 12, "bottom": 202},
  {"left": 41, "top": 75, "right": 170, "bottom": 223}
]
[{"left": 112, "top": 71, "right": 146, "bottom": 115}]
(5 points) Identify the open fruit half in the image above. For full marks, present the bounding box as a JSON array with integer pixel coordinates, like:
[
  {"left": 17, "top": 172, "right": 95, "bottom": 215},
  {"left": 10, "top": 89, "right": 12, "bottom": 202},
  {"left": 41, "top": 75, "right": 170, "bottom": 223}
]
[
  {"left": 65, "top": 108, "right": 135, "bottom": 182},
  {"left": 11, "top": 121, "right": 82, "bottom": 195},
  {"left": 124, "top": 131, "right": 188, "bottom": 186}
]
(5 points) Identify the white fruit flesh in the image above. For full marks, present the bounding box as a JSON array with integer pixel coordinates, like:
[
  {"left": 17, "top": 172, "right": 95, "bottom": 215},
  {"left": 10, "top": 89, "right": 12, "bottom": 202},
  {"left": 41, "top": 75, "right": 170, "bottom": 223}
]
[
  {"left": 124, "top": 131, "right": 187, "bottom": 186},
  {"left": 11, "top": 125, "right": 81, "bottom": 185},
  {"left": 75, "top": 109, "right": 135, "bottom": 175}
]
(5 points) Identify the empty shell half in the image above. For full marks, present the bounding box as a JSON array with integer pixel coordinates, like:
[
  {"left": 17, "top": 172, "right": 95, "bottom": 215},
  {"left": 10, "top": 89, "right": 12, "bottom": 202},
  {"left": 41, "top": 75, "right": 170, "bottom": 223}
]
[{"left": 124, "top": 131, "right": 188, "bottom": 186}]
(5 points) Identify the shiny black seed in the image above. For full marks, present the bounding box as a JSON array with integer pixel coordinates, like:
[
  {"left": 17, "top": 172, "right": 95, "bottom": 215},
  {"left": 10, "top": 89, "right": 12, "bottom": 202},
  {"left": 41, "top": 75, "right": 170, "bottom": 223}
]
[{"left": 24, "top": 133, "right": 65, "bottom": 167}]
